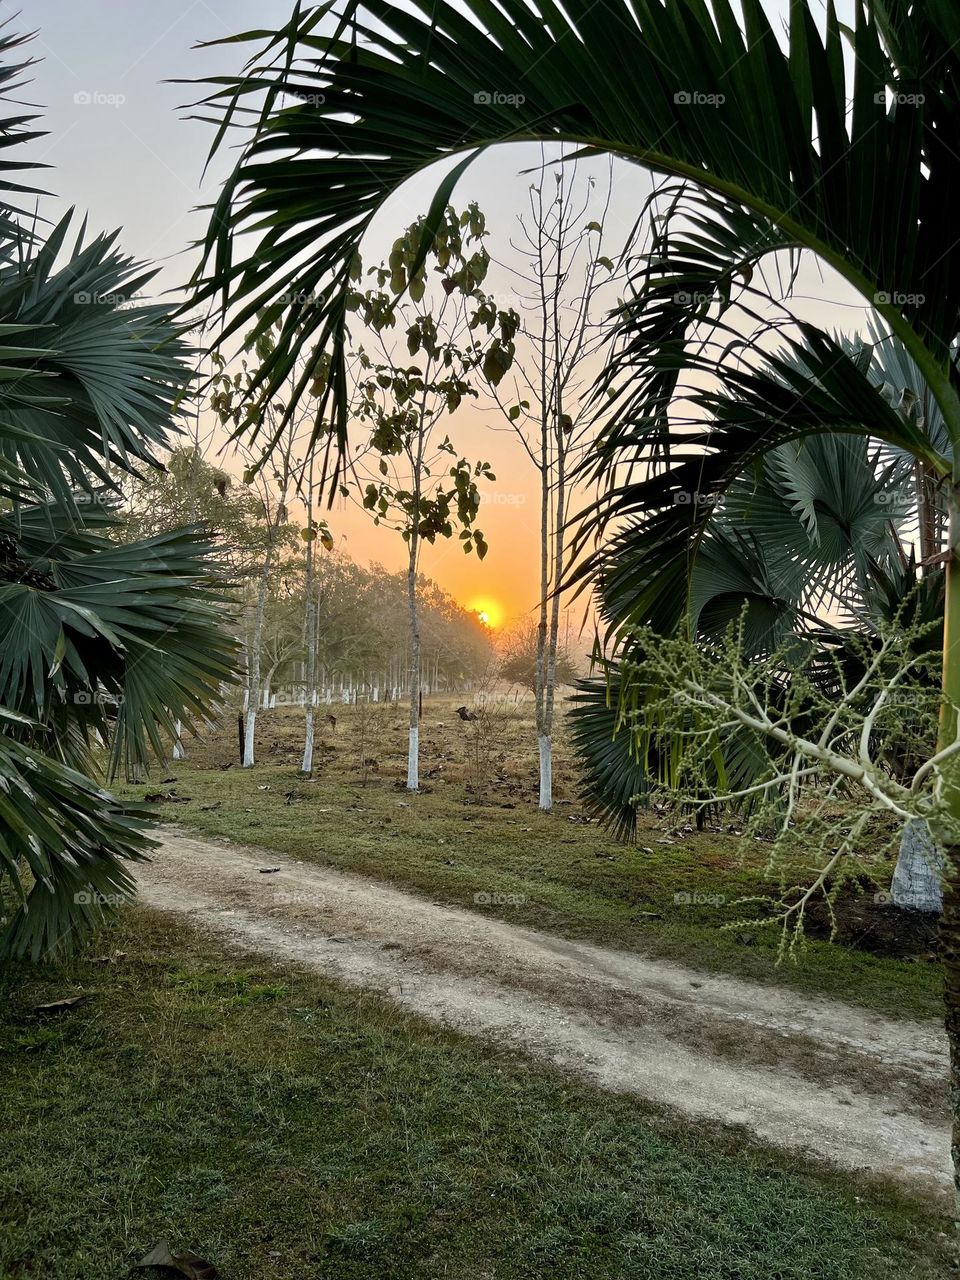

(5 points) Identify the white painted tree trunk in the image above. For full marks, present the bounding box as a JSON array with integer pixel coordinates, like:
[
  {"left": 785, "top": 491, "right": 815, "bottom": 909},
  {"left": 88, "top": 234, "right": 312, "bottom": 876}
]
[
  {"left": 538, "top": 734, "right": 552, "bottom": 811},
  {"left": 891, "top": 817, "right": 944, "bottom": 913},
  {"left": 406, "top": 532, "right": 420, "bottom": 791},
  {"left": 302, "top": 707, "right": 315, "bottom": 775},
  {"left": 243, "top": 708, "right": 257, "bottom": 768},
  {"left": 172, "top": 720, "right": 185, "bottom": 761},
  {"left": 301, "top": 532, "right": 318, "bottom": 775},
  {"left": 243, "top": 554, "right": 272, "bottom": 768}
]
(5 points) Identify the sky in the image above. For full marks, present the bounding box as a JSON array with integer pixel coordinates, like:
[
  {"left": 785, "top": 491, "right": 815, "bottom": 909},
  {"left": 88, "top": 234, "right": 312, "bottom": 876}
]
[{"left": 23, "top": 0, "right": 871, "bottom": 638}]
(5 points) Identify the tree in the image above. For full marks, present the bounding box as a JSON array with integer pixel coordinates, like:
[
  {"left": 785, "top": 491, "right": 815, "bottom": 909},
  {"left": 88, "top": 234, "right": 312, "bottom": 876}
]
[
  {"left": 347, "top": 206, "right": 514, "bottom": 789},
  {"left": 297, "top": 451, "right": 334, "bottom": 775},
  {"left": 500, "top": 621, "right": 580, "bottom": 694},
  {"left": 484, "top": 155, "right": 631, "bottom": 809},
  {"left": 191, "top": 0, "right": 960, "bottom": 1203},
  {"left": 0, "top": 29, "right": 234, "bottom": 957},
  {"left": 121, "top": 445, "right": 272, "bottom": 577},
  {"left": 210, "top": 328, "right": 309, "bottom": 766}
]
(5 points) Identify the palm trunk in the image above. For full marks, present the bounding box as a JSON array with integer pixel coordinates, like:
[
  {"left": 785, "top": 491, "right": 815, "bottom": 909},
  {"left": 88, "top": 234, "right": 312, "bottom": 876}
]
[{"left": 938, "top": 486, "right": 960, "bottom": 1215}]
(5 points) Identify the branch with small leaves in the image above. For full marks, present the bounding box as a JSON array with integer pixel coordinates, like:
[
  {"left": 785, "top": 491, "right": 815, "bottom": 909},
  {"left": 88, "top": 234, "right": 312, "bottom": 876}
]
[{"left": 608, "top": 611, "right": 950, "bottom": 957}]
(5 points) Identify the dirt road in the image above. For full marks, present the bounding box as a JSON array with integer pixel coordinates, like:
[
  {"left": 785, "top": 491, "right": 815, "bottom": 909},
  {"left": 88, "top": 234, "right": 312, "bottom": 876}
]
[{"left": 136, "top": 827, "right": 951, "bottom": 1201}]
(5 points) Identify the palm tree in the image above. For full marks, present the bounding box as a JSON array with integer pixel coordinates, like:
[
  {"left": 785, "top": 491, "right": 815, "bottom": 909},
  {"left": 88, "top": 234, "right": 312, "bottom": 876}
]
[
  {"left": 0, "top": 28, "right": 236, "bottom": 958},
  {"left": 190, "top": 0, "right": 960, "bottom": 1195}
]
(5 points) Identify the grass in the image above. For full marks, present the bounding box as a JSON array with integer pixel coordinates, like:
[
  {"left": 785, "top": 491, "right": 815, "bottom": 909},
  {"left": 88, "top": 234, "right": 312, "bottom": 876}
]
[
  {"left": 0, "top": 908, "right": 951, "bottom": 1280},
  {"left": 113, "top": 698, "right": 944, "bottom": 1022}
]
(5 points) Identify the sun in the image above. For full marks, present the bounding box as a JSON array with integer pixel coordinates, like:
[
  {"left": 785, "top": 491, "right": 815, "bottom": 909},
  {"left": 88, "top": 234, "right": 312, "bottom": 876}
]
[{"left": 469, "top": 599, "right": 502, "bottom": 629}]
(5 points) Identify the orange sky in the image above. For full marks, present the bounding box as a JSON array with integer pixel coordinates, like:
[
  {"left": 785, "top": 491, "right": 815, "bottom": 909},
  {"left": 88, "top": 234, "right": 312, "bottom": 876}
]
[{"left": 325, "top": 413, "right": 551, "bottom": 632}]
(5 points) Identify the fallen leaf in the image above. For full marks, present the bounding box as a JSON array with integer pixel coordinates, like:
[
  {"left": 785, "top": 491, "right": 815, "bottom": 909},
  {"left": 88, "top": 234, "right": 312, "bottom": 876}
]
[
  {"left": 32, "top": 995, "right": 90, "bottom": 1013},
  {"left": 258, "top": 867, "right": 281, "bottom": 874},
  {"left": 135, "top": 1240, "right": 219, "bottom": 1279}
]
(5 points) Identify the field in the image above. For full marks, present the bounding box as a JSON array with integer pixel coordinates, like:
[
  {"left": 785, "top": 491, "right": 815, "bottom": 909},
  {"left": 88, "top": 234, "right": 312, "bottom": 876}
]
[
  {"left": 120, "top": 694, "right": 941, "bottom": 1020},
  {"left": 1, "top": 910, "right": 952, "bottom": 1280},
  {"left": 1, "top": 694, "right": 952, "bottom": 1279}
]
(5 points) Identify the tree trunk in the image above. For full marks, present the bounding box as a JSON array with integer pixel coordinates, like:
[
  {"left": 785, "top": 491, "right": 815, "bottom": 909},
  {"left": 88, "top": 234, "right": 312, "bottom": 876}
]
[
  {"left": 301, "top": 592, "right": 317, "bottom": 776},
  {"left": 535, "top": 449, "right": 550, "bottom": 808},
  {"left": 938, "top": 486, "right": 960, "bottom": 1215},
  {"left": 891, "top": 818, "right": 943, "bottom": 912},
  {"left": 406, "top": 531, "right": 420, "bottom": 791},
  {"left": 301, "top": 476, "right": 318, "bottom": 777},
  {"left": 172, "top": 719, "right": 185, "bottom": 761},
  {"left": 244, "top": 558, "right": 271, "bottom": 768},
  {"left": 942, "top": 852, "right": 960, "bottom": 1222}
]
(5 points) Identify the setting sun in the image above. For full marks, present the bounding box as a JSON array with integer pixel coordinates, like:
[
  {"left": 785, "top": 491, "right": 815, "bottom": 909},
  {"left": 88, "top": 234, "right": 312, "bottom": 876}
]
[{"left": 469, "top": 599, "right": 502, "bottom": 629}]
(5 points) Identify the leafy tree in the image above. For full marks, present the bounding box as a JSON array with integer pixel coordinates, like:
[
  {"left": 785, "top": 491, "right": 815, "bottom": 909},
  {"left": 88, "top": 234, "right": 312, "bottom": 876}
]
[
  {"left": 121, "top": 445, "right": 274, "bottom": 579},
  {"left": 346, "top": 205, "right": 514, "bottom": 788}
]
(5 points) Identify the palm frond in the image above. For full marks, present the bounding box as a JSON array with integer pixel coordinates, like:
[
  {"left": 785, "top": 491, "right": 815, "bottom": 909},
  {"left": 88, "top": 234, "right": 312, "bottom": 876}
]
[{"left": 190, "top": 0, "right": 960, "bottom": 473}]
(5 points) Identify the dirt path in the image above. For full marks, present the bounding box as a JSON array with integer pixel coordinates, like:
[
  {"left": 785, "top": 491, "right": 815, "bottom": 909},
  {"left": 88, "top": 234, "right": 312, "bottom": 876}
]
[{"left": 137, "top": 827, "right": 951, "bottom": 1201}]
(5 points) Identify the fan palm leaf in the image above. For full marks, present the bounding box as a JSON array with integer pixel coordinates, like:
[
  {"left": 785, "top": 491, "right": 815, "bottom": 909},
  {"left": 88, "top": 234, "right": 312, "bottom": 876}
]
[{"left": 0, "top": 28, "right": 237, "bottom": 958}]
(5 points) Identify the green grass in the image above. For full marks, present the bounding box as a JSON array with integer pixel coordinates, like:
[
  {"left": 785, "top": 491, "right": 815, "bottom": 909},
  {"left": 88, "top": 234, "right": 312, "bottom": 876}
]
[
  {"left": 116, "top": 754, "right": 943, "bottom": 1022},
  {"left": 0, "top": 909, "right": 951, "bottom": 1280}
]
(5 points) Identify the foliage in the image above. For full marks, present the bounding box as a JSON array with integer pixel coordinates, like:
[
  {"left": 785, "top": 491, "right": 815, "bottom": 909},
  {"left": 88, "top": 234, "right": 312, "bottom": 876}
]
[
  {"left": 190, "top": 0, "right": 960, "bottom": 480},
  {"left": 605, "top": 611, "right": 946, "bottom": 954},
  {"left": 0, "top": 28, "right": 235, "bottom": 958},
  {"left": 349, "top": 205, "right": 515, "bottom": 562},
  {"left": 574, "top": 344, "right": 940, "bottom": 834},
  {"left": 120, "top": 445, "right": 289, "bottom": 579},
  {"left": 500, "top": 622, "right": 580, "bottom": 692}
]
